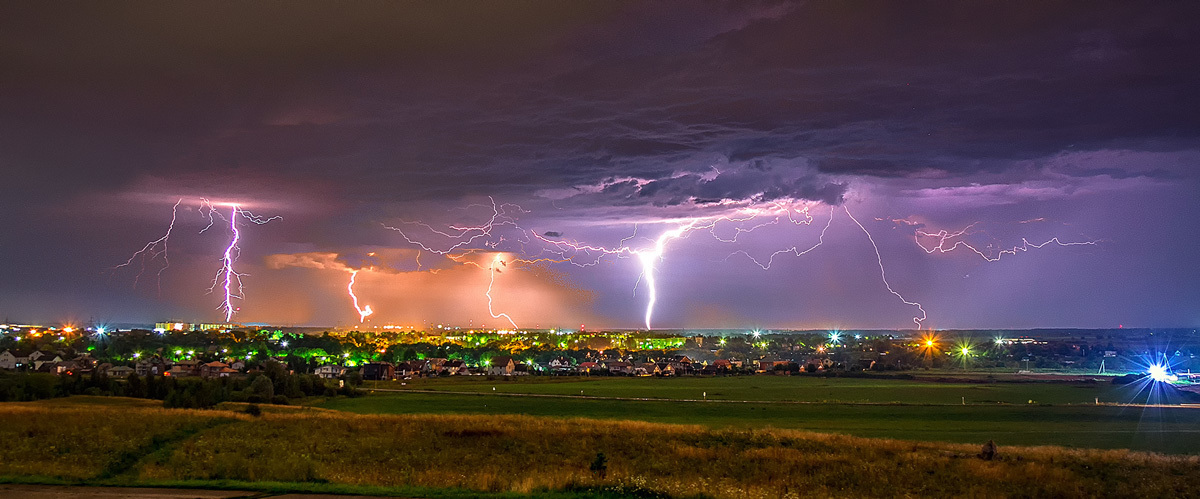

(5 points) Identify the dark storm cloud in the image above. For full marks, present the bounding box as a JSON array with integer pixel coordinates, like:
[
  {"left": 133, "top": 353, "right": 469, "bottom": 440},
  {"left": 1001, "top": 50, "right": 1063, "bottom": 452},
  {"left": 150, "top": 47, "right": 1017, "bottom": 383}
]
[
  {"left": 3, "top": 1, "right": 1196, "bottom": 210},
  {"left": 3, "top": 1, "right": 1199, "bottom": 327}
]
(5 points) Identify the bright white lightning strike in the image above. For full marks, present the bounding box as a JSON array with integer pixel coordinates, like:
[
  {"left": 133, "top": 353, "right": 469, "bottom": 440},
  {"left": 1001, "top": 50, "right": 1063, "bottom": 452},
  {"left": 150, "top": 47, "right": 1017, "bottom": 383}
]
[
  {"left": 202, "top": 201, "right": 281, "bottom": 322},
  {"left": 389, "top": 195, "right": 1097, "bottom": 331},
  {"left": 487, "top": 254, "right": 519, "bottom": 329},
  {"left": 633, "top": 221, "right": 697, "bottom": 330},
  {"left": 348, "top": 270, "right": 374, "bottom": 323}
]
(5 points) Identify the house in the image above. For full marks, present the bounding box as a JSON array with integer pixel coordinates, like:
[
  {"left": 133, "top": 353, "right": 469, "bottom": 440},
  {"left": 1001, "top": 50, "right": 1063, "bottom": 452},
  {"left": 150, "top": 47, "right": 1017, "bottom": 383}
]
[
  {"left": 489, "top": 356, "right": 516, "bottom": 376},
  {"left": 33, "top": 354, "right": 63, "bottom": 371},
  {"left": 548, "top": 357, "right": 574, "bottom": 370},
  {"left": 396, "top": 361, "right": 421, "bottom": 377},
  {"left": 165, "top": 365, "right": 194, "bottom": 377},
  {"left": 360, "top": 362, "right": 395, "bottom": 381},
  {"left": 73, "top": 354, "right": 98, "bottom": 369},
  {"left": 602, "top": 360, "right": 632, "bottom": 375},
  {"left": 578, "top": 361, "right": 599, "bottom": 374},
  {"left": 199, "top": 361, "right": 232, "bottom": 379},
  {"left": 0, "top": 350, "right": 21, "bottom": 370},
  {"left": 229, "top": 360, "right": 246, "bottom": 371},
  {"left": 107, "top": 366, "right": 135, "bottom": 378},
  {"left": 173, "top": 360, "right": 200, "bottom": 376},
  {"left": 757, "top": 360, "right": 791, "bottom": 373},
  {"left": 712, "top": 359, "right": 732, "bottom": 371},
  {"left": 634, "top": 363, "right": 658, "bottom": 376},
  {"left": 54, "top": 360, "right": 83, "bottom": 375},
  {"left": 135, "top": 360, "right": 168, "bottom": 376},
  {"left": 425, "top": 358, "right": 447, "bottom": 371},
  {"left": 655, "top": 362, "right": 675, "bottom": 376},
  {"left": 442, "top": 359, "right": 465, "bottom": 375},
  {"left": 406, "top": 359, "right": 429, "bottom": 374},
  {"left": 315, "top": 365, "right": 346, "bottom": 379}
]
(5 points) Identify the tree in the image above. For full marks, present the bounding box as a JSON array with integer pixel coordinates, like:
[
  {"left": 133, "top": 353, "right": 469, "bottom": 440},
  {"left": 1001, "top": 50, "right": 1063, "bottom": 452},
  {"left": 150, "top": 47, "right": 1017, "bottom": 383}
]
[
  {"left": 249, "top": 375, "right": 274, "bottom": 400},
  {"left": 126, "top": 373, "right": 146, "bottom": 398}
]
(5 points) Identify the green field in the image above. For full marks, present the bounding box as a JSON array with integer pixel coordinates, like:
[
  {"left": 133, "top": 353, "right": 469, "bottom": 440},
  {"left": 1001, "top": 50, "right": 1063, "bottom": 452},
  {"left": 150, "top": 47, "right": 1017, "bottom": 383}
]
[
  {"left": 369, "top": 375, "right": 1147, "bottom": 404},
  {"left": 324, "top": 376, "right": 1200, "bottom": 454}
]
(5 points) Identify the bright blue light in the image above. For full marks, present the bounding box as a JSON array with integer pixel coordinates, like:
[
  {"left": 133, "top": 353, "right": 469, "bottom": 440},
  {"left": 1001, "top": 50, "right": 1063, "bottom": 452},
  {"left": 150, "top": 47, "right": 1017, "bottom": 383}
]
[{"left": 1148, "top": 363, "right": 1177, "bottom": 383}]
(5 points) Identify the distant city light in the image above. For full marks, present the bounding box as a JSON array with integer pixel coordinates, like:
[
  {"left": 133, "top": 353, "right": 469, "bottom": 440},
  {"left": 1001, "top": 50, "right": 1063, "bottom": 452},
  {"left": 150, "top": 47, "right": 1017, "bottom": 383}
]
[{"left": 828, "top": 331, "right": 842, "bottom": 344}]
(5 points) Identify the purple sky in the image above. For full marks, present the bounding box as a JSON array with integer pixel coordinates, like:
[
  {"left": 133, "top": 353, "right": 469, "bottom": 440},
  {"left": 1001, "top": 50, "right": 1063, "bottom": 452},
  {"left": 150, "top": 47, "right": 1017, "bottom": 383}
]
[{"left": 2, "top": 2, "right": 1198, "bottom": 330}]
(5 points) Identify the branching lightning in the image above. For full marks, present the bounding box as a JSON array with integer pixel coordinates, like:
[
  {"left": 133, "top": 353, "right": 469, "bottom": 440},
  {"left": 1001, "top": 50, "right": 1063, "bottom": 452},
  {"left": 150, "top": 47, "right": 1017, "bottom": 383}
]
[
  {"left": 115, "top": 197, "right": 279, "bottom": 322},
  {"left": 111, "top": 198, "right": 182, "bottom": 292},
  {"left": 385, "top": 192, "right": 1099, "bottom": 330},
  {"left": 915, "top": 223, "right": 1098, "bottom": 261}
]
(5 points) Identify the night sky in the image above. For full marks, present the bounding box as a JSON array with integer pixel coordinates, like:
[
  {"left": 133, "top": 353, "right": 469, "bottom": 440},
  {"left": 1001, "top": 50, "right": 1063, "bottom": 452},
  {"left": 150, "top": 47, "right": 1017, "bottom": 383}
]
[{"left": 2, "top": 2, "right": 1198, "bottom": 330}]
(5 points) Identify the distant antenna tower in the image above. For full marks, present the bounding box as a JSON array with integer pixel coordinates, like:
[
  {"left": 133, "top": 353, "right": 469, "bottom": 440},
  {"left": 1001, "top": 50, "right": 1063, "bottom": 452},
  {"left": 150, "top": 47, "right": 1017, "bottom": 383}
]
[{"left": 1098, "top": 359, "right": 1105, "bottom": 375}]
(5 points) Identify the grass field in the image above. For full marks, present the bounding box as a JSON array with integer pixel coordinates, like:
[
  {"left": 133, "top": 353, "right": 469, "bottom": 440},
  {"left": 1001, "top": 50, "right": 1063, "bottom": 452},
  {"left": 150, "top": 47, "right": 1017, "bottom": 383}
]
[
  {"left": 2, "top": 398, "right": 1199, "bottom": 498},
  {"left": 370, "top": 375, "right": 1148, "bottom": 405},
  {"left": 321, "top": 375, "right": 1200, "bottom": 454}
]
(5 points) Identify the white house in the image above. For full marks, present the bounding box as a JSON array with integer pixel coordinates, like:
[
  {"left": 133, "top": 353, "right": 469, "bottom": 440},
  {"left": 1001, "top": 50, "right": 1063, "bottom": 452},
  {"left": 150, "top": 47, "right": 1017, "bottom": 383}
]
[
  {"left": 315, "top": 365, "right": 346, "bottom": 379},
  {"left": 33, "top": 354, "right": 63, "bottom": 370},
  {"left": 0, "top": 350, "right": 21, "bottom": 370}
]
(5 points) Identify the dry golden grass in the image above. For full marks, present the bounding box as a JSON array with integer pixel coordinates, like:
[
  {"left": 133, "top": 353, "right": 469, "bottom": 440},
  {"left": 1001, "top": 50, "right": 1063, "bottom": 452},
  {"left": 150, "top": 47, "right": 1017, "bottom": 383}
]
[
  {"left": 2, "top": 401, "right": 1198, "bottom": 498},
  {"left": 0, "top": 401, "right": 240, "bottom": 479}
]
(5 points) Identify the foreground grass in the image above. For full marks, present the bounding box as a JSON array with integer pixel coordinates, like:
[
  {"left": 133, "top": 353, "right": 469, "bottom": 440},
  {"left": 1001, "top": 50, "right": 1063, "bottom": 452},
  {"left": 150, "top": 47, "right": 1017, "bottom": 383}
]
[
  {"left": 3, "top": 399, "right": 1200, "bottom": 498},
  {"left": 324, "top": 391, "right": 1200, "bottom": 454}
]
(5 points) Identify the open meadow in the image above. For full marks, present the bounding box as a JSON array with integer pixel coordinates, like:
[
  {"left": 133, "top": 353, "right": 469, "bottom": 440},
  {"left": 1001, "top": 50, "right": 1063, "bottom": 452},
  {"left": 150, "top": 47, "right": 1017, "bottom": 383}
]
[
  {"left": 368, "top": 374, "right": 1153, "bottom": 405},
  {"left": 323, "top": 375, "right": 1200, "bottom": 454},
  {"left": 2, "top": 397, "right": 1199, "bottom": 498}
]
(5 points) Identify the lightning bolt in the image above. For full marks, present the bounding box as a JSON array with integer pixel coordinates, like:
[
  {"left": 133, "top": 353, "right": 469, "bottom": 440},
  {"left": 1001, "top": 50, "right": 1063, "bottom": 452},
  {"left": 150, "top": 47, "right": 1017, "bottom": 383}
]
[
  {"left": 388, "top": 197, "right": 1095, "bottom": 331},
  {"left": 844, "top": 206, "right": 928, "bottom": 328},
  {"left": 200, "top": 200, "right": 281, "bottom": 322},
  {"left": 632, "top": 222, "right": 699, "bottom": 330},
  {"left": 348, "top": 270, "right": 374, "bottom": 323},
  {"left": 487, "top": 254, "right": 519, "bottom": 329},
  {"left": 112, "top": 198, "right": 182, "bottom": 292},
  {"left": 727, "top": 205, "right": 834, "bottom": 270},
  {"left": 914, "top": 224, "right": 1098, "bottom": 261}
]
